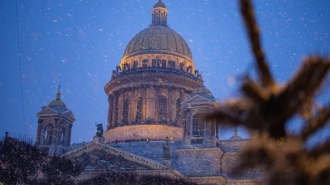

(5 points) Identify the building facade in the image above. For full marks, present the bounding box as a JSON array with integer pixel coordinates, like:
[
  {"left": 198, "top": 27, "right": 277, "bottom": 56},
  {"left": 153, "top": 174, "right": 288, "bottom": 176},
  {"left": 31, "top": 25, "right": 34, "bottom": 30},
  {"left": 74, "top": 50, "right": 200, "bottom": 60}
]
[{"left": 36, "top": 1, "right": 259, "bottom": 184}]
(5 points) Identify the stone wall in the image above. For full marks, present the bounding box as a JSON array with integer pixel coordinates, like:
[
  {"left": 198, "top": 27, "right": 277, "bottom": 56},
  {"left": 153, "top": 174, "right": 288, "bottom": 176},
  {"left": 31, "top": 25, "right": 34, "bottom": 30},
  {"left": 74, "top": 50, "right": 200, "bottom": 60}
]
[
  {"left": 177, "top": 148, "right": 222, "bottom": 176},
  {"left": 221, "top": 152, "right": 239, "bottom": 176},
  {"left": 103, "top": 125, "right": 183, "bottom": 142}
]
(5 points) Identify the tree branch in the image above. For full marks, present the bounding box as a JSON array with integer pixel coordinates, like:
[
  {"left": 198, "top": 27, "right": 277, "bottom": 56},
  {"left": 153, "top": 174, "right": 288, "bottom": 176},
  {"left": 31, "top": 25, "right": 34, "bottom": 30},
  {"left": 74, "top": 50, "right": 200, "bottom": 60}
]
[{"left": 240, "top": 0, "right": 274, "bottom": 87}]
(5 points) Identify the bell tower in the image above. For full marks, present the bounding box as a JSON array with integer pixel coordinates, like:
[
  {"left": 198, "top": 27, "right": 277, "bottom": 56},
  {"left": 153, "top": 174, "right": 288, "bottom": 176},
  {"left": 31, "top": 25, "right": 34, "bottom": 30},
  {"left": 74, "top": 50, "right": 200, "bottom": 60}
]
[
  {"left": 36, "top": 86, "right": 75, "bottom": 155},
  {"left": 182, "top": 84, "right": 220, "bottom": 144}
]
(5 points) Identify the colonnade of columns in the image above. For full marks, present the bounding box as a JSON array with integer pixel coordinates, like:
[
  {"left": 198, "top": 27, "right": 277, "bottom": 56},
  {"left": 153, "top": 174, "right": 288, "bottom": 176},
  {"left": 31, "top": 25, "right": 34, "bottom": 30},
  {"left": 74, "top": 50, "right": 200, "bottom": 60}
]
[{"left": 107, "top": 86, "right": 186, "bottom": 130}]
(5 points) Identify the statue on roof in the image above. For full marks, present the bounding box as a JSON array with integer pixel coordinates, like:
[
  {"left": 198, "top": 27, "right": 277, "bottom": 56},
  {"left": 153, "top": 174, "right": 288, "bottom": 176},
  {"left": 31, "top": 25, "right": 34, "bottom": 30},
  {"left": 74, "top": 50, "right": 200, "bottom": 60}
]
[{"left": 95, "top": 123, "right": 104, "bottom": 137}]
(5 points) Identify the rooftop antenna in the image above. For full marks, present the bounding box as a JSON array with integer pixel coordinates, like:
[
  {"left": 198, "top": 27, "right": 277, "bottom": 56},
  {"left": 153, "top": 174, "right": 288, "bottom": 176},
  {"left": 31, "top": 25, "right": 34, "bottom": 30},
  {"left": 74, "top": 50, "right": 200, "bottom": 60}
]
[{"left": 15, "top": 0, "right": 26, "bottom": 133}]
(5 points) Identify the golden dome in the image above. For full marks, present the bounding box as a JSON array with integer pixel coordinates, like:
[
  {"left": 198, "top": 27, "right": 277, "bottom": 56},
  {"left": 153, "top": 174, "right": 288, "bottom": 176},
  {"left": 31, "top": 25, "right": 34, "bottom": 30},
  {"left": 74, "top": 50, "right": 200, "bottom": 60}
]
[
  {"left": 123, "top": 26, "right": 192, "bottom": 59},
  {"left": 48, "top": 99, "right": 66, "bottom": 108},
  {"left": 121, "top": 0, "right": 193, "bottom": 65}
]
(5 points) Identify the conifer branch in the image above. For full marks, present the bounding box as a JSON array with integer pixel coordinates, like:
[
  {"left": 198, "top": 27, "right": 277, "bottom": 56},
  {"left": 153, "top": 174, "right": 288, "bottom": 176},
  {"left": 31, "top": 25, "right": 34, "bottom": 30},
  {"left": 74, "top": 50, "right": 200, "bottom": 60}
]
[
  {"left": 241, "top": 76, "right": 268, "bottom": 103},
  {"left": 204, "top": 0, "right": 330, "bottom": 184},
  {"left": 240, "top": 0, "right": 274, "bottom": 87},
  {"left": 301, "top": 104, "right": 330, "bottom": 141},
  {"left": 306, "top": 140, "right": 330, "bottom": 158}
]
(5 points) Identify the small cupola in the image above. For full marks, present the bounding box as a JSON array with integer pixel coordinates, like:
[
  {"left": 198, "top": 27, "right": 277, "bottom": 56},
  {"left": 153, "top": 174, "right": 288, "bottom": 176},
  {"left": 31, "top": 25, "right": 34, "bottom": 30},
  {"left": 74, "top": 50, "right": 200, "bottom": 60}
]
[{"left": 151, "top": 0, "right": 168, "bottom": 26}]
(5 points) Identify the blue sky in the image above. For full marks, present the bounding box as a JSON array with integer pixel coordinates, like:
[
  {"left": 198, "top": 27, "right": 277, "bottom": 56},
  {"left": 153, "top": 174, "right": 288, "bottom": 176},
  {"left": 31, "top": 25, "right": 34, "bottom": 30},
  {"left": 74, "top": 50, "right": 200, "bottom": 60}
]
[{"left": 0, "top": 0, "right": 329, "bottom": 143}]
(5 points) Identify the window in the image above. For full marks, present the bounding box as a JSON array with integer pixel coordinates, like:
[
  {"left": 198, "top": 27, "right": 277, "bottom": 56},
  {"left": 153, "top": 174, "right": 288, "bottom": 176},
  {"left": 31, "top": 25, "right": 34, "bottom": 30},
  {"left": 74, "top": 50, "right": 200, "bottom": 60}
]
[
  {"left": 123, "top": 99, "right": 130, "bottom": 124},
  {"left": 161, "top": 60, "right": 166, "bottom": 68},
  {"left": 114, "top": 95, "right": 119, "bottom": 125},
  {"left": 142, "top": 59, "right": 148, "bottom": 67},
  {"left": 192, "top": 114, "right": 204, "bottom": 137},
  {"left": 168, "top": 60, "right": 175, "bottom": 69},
  {"left": 159, "top": 95, "right": 167, "bottom": 123},
  {"left": 136, "top": 97, "right": 142, "bottom": 123},
  {"left": 152, "top": 59, "right": 157, "bottom": 67},
  {"left": 61, "top": 128, "right": 65, "bottom": 144}
]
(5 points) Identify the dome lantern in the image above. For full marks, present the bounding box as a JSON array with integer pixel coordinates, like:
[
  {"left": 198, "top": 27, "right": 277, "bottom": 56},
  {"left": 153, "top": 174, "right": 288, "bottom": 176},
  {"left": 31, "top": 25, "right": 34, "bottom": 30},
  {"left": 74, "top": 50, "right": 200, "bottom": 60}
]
[
  {"left": 48, "top": 85, "right": 67, "bottom": 111},
  {"left": 121, "top": 0, "right": 194, "bottom": 69},
  {"left": 151, "top": 0, "right": 168, "bottom": 26}
]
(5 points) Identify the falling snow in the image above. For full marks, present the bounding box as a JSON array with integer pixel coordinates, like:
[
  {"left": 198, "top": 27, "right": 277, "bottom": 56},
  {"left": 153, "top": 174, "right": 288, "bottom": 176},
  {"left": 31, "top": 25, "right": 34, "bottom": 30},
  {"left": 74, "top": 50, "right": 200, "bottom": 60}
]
[{"left": 0, "top": 0, "right": 329, "bottom": 143}]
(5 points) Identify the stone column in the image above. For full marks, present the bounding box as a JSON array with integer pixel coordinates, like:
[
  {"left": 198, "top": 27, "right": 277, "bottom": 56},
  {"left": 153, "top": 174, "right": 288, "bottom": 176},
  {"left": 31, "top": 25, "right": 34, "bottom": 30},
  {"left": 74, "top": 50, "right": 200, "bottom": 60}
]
[
  {"left": 184, "top": 110, "right": 191, "bottom": 137},
  {"left": 155, "top": 86, "right": 160, "bottom": 124},
  {"left": 66, "top": 124, "right": 73, "bottom": 146},
  {"left": 118, "top": 91, "right": 124, "bottom": 126},
  {"left": 110, "top": 94, "right": 115, "bottom": 127},
  {"left": 107, "top": 95, "right": 113, "bottom": 130},
  {"left": 123, "top": 90, "right": 127, "bottom": 125},
  {"left": 167, "top": 87, "right": 172, "bottom": 125},
  {"left": 188, "top": 111, "right": 192, "bottom": 136},
  {"left": 113, "top": 92, "right": 119, "bottom": 128},
  {"left": 210, "top": 121, "right": 215, "bottom": 137},
  {"left": 178, "top": 89, "right": 184, "bottom": 127},
  {"left": 129, "top": 89, "right": 135, "bottom": 124},
  {"left": 36, "top": 119, "right": 43, "bottom": 145},
  {"left": 54, "top": 118, "right": 61, "bottom": 145},
  {"left": 142, "top": 86, "right": 147, "bottom": 123},
  {"left": 40, "top": 125, "right": 46, "bottom": 145}
]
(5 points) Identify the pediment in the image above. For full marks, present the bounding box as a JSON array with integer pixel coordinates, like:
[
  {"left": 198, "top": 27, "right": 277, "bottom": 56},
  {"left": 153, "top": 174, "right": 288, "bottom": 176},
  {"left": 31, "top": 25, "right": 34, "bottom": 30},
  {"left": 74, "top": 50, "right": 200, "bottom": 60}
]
[
  {"left": 37, "top": 106, "right": 58, "bottom": 115},
  {"left": 183, "top": 94, "right": 213, "bottom": 104},
  {"left": 63, "top": 142, "right": 167, "bottom": 172},
  {"left": 74, "top": 149, "right": 151, "bottom": 172}
]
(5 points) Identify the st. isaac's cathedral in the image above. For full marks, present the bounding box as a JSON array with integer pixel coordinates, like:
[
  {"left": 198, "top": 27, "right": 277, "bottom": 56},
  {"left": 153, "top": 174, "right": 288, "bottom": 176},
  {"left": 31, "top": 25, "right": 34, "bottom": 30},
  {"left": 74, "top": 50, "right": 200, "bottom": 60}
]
[{"left": 35, "top": 1, "right": 260, "bottom": 184}]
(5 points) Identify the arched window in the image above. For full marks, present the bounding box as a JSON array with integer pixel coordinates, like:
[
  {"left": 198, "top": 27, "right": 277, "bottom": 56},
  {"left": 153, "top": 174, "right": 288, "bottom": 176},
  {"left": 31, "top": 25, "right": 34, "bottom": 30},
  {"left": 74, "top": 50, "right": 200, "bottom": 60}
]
[
  {"left": 192, "top": 114, "right": 205, "bottom": 137},
  {"left": 44, "top": 124, "right": 54, "bottom": 145},
  {"left": 123, "top": 99, "right": 130, "bottom": 124},
  {"left": 159, "top": 95, "right": 167, "bottom": 123},
  {"left": 136, "top": 97, "right": 142, "bottom": 123}
]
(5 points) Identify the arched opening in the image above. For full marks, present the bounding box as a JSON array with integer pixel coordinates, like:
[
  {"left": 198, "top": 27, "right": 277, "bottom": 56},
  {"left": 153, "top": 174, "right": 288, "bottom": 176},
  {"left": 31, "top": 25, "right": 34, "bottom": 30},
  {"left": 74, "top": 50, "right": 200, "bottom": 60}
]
[
  {"left": 159, "top": 95, "right": 167, "bottom": 124},
  {"left": 136, "top": 97, "right": 142, "bottom": 123},
  {"left": 192, "top": 114, "right": 205, "bottom": 137},
  {"left": 61, "top": 128, "right": 66, "bottom": 145},
  {"left": 123, "top": 99, "right": 130, "bottom": 124},
  {"left": 43, "top": 124, "right": 54, "bottom": 145}
]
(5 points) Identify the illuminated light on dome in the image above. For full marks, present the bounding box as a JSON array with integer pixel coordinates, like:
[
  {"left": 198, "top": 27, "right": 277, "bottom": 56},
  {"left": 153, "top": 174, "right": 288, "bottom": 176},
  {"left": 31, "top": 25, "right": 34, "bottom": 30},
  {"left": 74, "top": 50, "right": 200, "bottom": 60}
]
[{"left": 104, "top": 0, "right": 208, "bottom": 143}]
